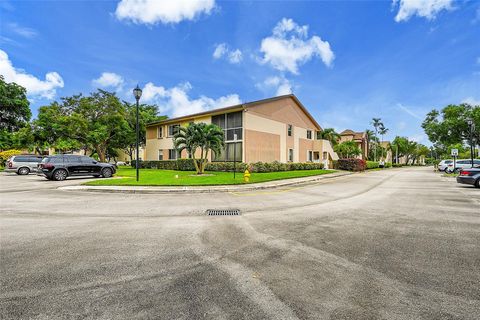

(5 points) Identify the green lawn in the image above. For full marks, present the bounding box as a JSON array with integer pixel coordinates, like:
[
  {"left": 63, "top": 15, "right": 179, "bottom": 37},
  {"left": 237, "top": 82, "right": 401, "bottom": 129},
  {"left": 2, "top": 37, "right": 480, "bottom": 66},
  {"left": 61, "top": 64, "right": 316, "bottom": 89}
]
[{"left": 84, "top": 167, "right": 336, "bottom": 186}]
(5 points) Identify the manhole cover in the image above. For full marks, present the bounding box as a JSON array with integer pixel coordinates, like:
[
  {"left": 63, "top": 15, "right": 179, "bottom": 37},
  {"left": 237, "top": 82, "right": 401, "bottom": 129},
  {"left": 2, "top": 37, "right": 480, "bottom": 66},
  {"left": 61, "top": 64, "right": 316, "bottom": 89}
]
[{"left": 206, "top": 209, "right": 241, "bottom": 216}]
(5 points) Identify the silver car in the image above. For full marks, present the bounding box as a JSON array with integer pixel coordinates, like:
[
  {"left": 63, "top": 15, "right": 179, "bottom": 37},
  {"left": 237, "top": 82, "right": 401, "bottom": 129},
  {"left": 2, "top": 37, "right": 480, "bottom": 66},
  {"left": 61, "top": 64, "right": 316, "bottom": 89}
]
[
  {"left": 5, "top": 155, "right": 44, "bottom": 175},
  {"left": 446, "top": 159, "right": 480, "bottom": 173}
]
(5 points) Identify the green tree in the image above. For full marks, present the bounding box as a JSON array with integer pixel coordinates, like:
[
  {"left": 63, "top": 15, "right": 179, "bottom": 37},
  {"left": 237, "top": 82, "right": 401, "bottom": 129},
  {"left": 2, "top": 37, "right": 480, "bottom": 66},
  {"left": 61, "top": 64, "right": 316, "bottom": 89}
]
[
  {"left": 120, "top": 102, "right": 166, "bottom": 162},
  {"left": 334, "top": 140, "right": 362, "bottom": 158},
  {"left": 379, "top": 124, "right": 389, "bottom": 159},
  {"left": 422, "top": 103, "right": 479, "bottom": 155},
  {"left": 371, "top": 118, "right": 383, "bottom": 162},
  {"left": 317, "top": 128, "right": 340, "bottom": 145},
  {"left": 173, "top": 122, "right": 224, "bottom": 174},
  {"left": 0, "top": 76, "right": 32, "bottom": 151}
]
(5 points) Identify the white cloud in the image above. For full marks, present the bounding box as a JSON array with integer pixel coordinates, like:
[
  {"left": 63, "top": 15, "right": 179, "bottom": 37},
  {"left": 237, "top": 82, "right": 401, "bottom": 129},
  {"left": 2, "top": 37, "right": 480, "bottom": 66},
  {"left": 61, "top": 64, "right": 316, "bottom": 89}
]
[
  {"left": 0, "top": 49, "right": 63, "bottom": 99},
  {"left": 212, "top": 43, "right": 243, "bottom": 64},
  {"left": 115, "top": 0, "right": 215, "bottom": 25},
  {"left": 257, "top": 76, "right": 293, "bottom": 96},
  {"left": 259, "top": 18, "right": 334, "bottom": 74},
  {"left": 140, "top": 82, "right": 241, "bottom": 117},
  {"left": 393, "top": 0, "right": 454, "bottom": 22},
  {"left": 7, "top": 23, "right": 37, "bottom": 38},
  {"left": 462, "top": 97, "right": 480, "bottom": 106},
  {"left": 92, "top": 72, "right": 124, "bottom": 90}
]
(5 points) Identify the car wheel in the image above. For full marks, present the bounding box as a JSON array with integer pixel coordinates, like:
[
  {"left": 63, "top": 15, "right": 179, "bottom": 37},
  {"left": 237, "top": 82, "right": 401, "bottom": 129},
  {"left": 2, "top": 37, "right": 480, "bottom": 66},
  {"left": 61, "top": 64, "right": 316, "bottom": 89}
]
[
  {"left": 53, "top": 169, "right": 68, "bottom": 181},
  {"left": 18, "top": 167, "right": 30, "bottom": 175},
  {"left": 475, "top": 179, "right": 480, "bottom": 188},
  {"left": 101, "top": 168, "right": 113, "bottom": 178}
]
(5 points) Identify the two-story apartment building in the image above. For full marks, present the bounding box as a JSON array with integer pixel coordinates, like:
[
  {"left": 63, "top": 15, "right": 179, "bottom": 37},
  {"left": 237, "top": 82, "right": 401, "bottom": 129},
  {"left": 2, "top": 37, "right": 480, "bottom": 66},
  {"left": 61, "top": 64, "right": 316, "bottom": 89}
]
[{"left": 145, "top": 94, "right": 338, "bottom": 167}]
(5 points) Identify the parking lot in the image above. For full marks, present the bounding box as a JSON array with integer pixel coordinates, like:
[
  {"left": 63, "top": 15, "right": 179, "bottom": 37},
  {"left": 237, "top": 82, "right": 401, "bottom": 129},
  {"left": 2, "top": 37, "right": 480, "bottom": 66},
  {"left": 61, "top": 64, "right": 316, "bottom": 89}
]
[{"left": 1, "top": 167, "right": 479, "bottom": 319}]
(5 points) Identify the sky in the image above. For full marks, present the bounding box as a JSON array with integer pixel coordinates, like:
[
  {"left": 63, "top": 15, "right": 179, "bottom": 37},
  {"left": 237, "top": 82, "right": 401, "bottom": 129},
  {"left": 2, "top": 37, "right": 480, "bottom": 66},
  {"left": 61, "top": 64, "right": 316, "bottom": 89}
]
[{"left": 1, "top": 0, "right": 479, "bottom": 145}]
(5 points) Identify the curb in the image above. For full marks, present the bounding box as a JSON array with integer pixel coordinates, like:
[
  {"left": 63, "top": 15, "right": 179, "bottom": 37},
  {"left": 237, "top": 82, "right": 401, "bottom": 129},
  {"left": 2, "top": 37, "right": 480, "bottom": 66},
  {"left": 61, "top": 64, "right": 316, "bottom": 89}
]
[{"left": 58, "top": 171, "right": 353, "bottom": 194}]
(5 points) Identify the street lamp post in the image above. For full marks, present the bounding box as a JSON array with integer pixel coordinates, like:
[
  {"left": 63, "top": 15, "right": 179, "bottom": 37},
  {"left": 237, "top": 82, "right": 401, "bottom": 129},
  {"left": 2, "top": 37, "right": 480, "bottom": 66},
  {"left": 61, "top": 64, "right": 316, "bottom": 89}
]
[
  {"left": 133, "top": 85, "right": 142, "bottom": 181},
  {"left": 467, "top": 118, "right": 475, "bottom": 168},
  {"left": 233, "top": 133, "right": 237, "bottom": 179}
]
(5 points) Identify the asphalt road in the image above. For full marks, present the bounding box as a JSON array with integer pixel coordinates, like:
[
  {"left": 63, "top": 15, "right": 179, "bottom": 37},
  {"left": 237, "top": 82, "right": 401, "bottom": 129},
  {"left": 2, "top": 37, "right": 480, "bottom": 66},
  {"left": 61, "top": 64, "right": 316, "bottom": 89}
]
[{"left": 0, "top": 168, "right": 479, "bottom": 319}]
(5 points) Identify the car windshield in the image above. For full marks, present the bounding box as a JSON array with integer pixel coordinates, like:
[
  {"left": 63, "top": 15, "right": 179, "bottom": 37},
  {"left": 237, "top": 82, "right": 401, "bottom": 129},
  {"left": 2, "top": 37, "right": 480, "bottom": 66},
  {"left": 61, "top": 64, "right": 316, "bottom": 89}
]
[{"left": 444, "top": 160, "right": 452, "bottom": 164}]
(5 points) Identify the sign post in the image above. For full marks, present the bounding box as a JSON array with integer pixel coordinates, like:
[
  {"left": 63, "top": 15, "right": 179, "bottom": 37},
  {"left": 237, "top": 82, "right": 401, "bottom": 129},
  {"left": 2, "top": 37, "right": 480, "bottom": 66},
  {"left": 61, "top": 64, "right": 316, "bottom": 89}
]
[{"left": 451, "top": 149, "right": 458, "bottom": 172}]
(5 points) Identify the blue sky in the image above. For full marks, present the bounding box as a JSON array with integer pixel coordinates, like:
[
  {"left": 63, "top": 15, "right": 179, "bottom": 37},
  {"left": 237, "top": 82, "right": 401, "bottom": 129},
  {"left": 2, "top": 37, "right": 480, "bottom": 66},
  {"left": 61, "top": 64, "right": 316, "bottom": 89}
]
[{"left": 1, "top": 0, "right": 479, "bottom": 145}]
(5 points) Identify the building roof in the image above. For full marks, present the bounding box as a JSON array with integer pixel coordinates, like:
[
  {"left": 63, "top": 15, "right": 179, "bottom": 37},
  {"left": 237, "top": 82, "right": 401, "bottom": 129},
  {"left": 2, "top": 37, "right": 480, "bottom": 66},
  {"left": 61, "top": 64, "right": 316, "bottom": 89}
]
[
  {"left": 146, "top": 94, "right": 322, "bottom": 130},
  {"left": 340, "top": 129, "right": 366, "bottom": 140}
]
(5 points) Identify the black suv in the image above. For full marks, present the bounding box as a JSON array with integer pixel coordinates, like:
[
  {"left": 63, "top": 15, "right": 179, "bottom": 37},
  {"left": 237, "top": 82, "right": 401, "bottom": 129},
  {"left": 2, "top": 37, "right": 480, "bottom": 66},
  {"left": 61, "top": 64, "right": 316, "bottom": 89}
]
[{"left": 37, "top": 155, "right": 116, "bottom": 181}]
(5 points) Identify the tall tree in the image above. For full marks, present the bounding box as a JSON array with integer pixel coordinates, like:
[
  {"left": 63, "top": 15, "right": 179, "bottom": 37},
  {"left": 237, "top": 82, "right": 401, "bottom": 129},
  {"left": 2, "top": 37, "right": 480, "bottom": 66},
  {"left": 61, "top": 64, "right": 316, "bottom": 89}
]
[
  {"left": 371, "top": 118, "right": 383, "bottom": 162},
  {"left": 120, "top": 102, "right": 166, "bottom": 162},
  {"left": 173, "top": 122, "right": 224, "bottom": 174},
  {"left": 379, "top": 124, "right": 389, "bottom": 159},
  {"left": 0, "top": 76, "right": 32, "bottom": 150},
  {"left": 422, "top": 103, "right": 479, "bottom": 155}
]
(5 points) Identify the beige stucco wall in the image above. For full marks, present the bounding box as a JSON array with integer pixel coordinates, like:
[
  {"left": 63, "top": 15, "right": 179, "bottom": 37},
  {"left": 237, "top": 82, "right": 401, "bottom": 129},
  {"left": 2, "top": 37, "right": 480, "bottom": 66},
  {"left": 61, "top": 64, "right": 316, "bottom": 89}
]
[{"left": 244, "top": 112, "right": 287, "bottom": 162}]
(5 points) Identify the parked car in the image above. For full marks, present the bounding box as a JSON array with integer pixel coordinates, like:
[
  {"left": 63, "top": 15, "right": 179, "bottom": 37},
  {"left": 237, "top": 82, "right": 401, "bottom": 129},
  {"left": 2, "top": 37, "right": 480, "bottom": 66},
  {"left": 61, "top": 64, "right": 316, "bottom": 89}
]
[
  {"left": 37, "top": 155, "right": 116, "bottom": 181},
  {"left": 446, "top": 159, "right": 480, "bottom": 173},
  {"left": 438, "top": 159, "right": 453, "bottom": 172},
  {"left": 5, "top": 155, "right": 44, "bottom": 175},
  {"left": 456, "top": 168, "right": 480, "bottom": 188}
]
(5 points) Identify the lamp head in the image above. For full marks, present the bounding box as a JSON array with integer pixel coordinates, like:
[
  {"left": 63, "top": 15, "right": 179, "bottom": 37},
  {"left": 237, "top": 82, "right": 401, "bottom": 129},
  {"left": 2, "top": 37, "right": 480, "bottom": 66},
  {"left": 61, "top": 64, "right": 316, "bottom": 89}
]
[{"left": 133, "top": 84, "right": 142, "bottom": 100}]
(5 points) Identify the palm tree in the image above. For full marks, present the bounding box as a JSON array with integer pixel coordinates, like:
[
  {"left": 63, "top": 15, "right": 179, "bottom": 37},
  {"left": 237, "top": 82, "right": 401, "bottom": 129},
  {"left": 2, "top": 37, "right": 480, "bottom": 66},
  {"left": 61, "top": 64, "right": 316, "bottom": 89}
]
[
  {"left": 173, "top": 122, "right": 224, "bottom": 174},
  {"left": 318, "top": 128, "right": 340, "bottom": 145},
  {"left": 378, "top": 124, "right": 389, "bottom": 160},
  {"left": 371, "top": 118, "right": 383, "bottom": 162}
]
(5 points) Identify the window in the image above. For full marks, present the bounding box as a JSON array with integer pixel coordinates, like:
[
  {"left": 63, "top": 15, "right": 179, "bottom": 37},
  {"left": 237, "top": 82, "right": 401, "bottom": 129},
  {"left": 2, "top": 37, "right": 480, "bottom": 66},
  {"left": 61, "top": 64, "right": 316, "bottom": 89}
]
[
  {"left": 157, "top": 126, "right": 163, "bottom": 138},
  {"left": 307, "top": 130, "right": 312, "bottom": 139},
  {"left": 80, "top": 156, "right": 95, "bottom": 163},
  {"left": 307, "top": 150, "right": 313, "bottom": 162},
  {"left": 287, "top": 124, "right": 293, "bottom": 137},
  {"left": 316, "top": 131, "right": 322, "bottom": 140},
  {"left": 168, "top": 125, "right": 180, "bottom": 137},
  {"left": 212, "top": 111, "right": 243, "bottom": 142},
  {"left": 168, "top": 149, "right": 179, "bottom": 160},
  {"left": 158, "top": 150, "right": 163, "bottom": 160},
  {"left": 213, "top": 142, "right": 242, "bottom": 162},
  {"left": 288, "top": 149, "right": 293, "bottom": 162}
]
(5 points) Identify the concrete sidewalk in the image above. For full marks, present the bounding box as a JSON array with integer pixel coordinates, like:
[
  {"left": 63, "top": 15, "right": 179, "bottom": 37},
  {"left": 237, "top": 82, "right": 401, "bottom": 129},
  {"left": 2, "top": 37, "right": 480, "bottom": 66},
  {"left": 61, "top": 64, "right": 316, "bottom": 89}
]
[{"left": 59, "top": 171, "right": 353, "bottom": 194}]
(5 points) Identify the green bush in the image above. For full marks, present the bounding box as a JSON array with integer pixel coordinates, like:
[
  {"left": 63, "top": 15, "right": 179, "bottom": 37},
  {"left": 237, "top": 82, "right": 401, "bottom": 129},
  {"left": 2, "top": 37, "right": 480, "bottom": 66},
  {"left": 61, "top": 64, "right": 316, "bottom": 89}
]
[
  {"left": 337, "top": 158, "right": 366, "bottom": 171},
  {"left": 392, "top": 163, "right": 404, "bottom": 167},
  {"left": 366, "top": 161, "right": 379, "bottom": 169},
  {"left": 132, "top": 159, "right": 324, "bottom": 173},
  {"left": 205, "top": 162, "right": 247, "bottom": 172},
  {"left": 385, "top": 162, "right": 392, "bottom": 168},
  {"left": 176, "top": 158, "right": 196, "bottom": 171}
]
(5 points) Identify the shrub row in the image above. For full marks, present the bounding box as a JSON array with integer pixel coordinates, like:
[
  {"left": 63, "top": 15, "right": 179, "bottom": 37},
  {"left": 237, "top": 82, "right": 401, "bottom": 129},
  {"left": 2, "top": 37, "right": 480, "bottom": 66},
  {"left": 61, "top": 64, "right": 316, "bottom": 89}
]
[
  {"left": 131, "top": 159, "right": 324, "bottom": 172},
  {"left": 337, "top": 158, "right": 366, "bottom": 171},
  {"left": 366, "top": 161, "right": 379, "bottom": 169},
  {"left": 247, "top": 161, "right": 324, "bottom": 172}
]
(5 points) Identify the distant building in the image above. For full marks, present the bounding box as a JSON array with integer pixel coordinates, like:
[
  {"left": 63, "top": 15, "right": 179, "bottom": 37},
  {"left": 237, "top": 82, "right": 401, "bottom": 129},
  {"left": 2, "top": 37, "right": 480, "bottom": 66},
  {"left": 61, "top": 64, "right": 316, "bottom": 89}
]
[
  {"left": 145, "top": 94, "right": 339, "bottom": 168},
  {"left": 339, "top": 130, "right": 369, "bottom": 160}
]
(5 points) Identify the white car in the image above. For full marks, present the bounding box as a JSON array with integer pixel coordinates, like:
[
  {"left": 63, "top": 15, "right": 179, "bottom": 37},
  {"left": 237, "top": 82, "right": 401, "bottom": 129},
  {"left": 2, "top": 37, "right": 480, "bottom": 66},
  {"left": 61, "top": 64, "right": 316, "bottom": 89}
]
[
  {"left": 446, "top": 159, "right": 480, "bottom": 173},
  {"left": 438, "top": 159, "right": 453, "bottom": 172}
]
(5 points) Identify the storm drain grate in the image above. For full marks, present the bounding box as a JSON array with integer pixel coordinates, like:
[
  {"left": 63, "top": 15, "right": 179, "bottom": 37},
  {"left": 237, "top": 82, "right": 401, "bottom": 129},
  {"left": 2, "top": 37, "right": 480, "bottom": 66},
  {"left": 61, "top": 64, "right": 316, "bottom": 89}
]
[{"left": 206, "top": 209, "right": 241, "bottom": 216}]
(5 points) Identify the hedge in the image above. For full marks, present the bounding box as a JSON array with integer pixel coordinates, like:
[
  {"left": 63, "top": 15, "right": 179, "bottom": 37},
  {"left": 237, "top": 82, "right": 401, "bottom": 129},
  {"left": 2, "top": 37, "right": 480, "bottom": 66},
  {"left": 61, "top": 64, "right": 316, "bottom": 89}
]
[
  {"left": 131, "top": 159, "right": 324, "bottom": 172},
  {"left": 337, "top": 158, "right": 366, "bottom": 171},
  {"left": 366, "top": 161, "right": 379, "bottom": 169}
]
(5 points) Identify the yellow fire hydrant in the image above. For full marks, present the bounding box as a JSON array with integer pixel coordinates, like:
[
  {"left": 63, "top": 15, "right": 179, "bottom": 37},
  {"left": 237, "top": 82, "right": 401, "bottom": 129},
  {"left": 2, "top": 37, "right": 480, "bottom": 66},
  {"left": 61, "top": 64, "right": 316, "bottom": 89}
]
[{"left": 243, "top": 169, "right": 251, "bottom": 183}]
